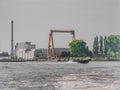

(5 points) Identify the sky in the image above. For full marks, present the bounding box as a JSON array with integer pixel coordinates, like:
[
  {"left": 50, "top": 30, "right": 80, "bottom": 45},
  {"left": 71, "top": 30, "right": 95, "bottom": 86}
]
[{"left": 0, "top": 0, "right": 120, "bottom": 53}]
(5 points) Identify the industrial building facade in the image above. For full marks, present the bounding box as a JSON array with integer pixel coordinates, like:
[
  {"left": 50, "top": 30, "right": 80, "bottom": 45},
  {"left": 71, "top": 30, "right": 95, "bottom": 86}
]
[
  {"left": 34, "top": 48, "right": 47, "bottom": 59},
  {"left": 15, "top": 42, "right": 47, "bottom": 60},
  {"left": 15, "top": 42, "right": 36, "bottom": 60},
  {"left": 0, "top": 52, "right": 9, "bottom": 60},
  {"left": 15, "top": 42, "right": 69, "bottom": 60},
  {"left": 54, "top": 48, "right": 69, "bottom": 56}
]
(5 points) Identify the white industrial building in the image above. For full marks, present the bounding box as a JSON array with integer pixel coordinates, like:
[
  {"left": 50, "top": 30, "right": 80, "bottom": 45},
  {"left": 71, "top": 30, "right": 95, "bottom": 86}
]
[{"left": 15, "top": 42, "right": 36, "bottom": 60}]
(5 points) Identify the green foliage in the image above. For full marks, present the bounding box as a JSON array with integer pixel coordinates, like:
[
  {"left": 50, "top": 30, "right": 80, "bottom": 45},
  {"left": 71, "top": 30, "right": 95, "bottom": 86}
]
[
  {"left": 100, "top": 36, "right": 103, "bottom": 54},
  {"left": 69, "top": 39, "right": 92, "bottom": 57},
  {"left": 92, "top": 36, "right": 99, "bottom": 55},
  {"left": 104, "top": 36, "right": 108, "bottom": 55},
  {"left": 60, "top": 51, "right": 70, "bottom": 58},
  {"left": 107, "top": 35, "right": 120, "bottom": 57},
  {"left": 92, "top": 57, "right": 106, "bottom": 61},
  {"left": 92, "top": 36, "right": 108, "bottom": 56}
]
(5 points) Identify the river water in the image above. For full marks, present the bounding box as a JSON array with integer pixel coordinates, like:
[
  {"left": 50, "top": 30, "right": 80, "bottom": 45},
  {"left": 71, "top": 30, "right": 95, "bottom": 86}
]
[{"left": 0, "top": 61, "right": 120, "bottom": 90}]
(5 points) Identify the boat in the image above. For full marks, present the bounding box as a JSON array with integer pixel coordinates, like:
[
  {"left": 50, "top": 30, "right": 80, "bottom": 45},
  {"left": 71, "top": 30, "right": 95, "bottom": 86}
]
[
  {"left": 73, "top": 59, "right": 91, "bottom": 64},
  {"left": 73, "top": 57, "right": 91, "bottom": 64}
]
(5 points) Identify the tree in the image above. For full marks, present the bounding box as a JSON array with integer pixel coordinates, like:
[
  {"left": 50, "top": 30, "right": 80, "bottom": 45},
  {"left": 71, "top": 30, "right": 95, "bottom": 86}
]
[
  {"left": 86, "top": 46, "right": 93, "bottom": 57},
  {"left": 104, "top": 36, "right": 108, "bottom": 55},
  {"left": 100, "top": 36, "right": 103, "bottom": 54},
  {"left": 92, "top": 36, "right": 99, "bottom": 55},
  {"left": 107, "top": 35, "right": 120, "bottom": 57},
  {"left": 69, "top": 39, "right": 91, "bottom": 57},
  {"left": 60, "top": 51, "right": 70, "bottom": 58}
]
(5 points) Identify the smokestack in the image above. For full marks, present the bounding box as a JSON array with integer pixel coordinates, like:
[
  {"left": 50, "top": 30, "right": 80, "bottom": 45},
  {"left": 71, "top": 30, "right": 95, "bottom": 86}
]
[{"left": 11, "top": 20, "right": 14, "bottom": 59}]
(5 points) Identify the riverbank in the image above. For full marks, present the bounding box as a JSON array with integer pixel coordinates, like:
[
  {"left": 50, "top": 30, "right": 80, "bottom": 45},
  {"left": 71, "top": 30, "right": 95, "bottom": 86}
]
[{"left": 0, "top": 57, "right": 120, "bottom": 62}]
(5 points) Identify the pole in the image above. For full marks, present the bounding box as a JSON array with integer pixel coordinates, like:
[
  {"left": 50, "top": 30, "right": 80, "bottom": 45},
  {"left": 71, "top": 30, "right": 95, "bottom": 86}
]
[{"left": 11, "top": 20, "right": 14, "bottom": 59}]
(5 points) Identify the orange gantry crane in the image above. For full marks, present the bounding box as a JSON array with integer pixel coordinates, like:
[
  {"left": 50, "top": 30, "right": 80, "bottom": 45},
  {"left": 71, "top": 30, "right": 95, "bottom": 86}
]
[{"left": 47, "top": 30, "right": 75, "bottom": 59}]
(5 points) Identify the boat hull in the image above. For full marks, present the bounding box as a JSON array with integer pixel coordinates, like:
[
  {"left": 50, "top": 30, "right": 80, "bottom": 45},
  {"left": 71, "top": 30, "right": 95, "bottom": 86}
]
[{"left": 73, "top": 59, "right": 91, "bottom": 64}]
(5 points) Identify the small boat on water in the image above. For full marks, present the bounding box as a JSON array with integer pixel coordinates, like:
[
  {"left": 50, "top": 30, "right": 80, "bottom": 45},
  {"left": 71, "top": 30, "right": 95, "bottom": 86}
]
[
  {"left": 73, "top": 59, "right": 91, "bottom": 64},
  {"left": 73, "top": 57, "right": 91, "bottom": 64}
]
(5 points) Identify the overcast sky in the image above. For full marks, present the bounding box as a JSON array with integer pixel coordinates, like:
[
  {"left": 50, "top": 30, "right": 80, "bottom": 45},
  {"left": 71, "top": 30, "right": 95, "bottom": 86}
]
[{"left": 0, "top": 0, "right": 120, "bottom": 53}]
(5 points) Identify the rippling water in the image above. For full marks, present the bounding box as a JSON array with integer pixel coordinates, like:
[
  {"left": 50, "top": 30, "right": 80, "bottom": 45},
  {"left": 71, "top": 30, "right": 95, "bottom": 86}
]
[{"left": 0, "top": 61, "right": 120, "bottom": 90}]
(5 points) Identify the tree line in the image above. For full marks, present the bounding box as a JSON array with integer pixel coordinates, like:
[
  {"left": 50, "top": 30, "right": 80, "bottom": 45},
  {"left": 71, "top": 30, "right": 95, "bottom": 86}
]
[
  {"left": 60, "top": 35, "right": 120, "bottom": 58},
  {"left": 93, "top": 35, "right": 120, "bottom": 58},
  {"left": 92, "top": 36, "right": 107, "bottom": 56}
]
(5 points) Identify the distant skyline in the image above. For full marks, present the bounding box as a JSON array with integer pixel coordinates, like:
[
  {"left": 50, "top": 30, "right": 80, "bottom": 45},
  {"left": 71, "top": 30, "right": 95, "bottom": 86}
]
[{"left": 0, "top": 0, "right": 120, "bottom": 53}]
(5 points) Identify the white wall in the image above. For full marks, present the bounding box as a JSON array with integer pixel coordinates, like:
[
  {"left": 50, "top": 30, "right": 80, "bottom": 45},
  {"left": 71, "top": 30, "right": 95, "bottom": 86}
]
[{"left": 16, "top": 49, "right": 35, "bottom": 60}]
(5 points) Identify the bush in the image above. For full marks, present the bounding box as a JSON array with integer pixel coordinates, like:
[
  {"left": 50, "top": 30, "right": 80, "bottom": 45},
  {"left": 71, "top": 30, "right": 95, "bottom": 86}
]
[{"left": 92, "top": 57, "right": 106, "bottom": 61}]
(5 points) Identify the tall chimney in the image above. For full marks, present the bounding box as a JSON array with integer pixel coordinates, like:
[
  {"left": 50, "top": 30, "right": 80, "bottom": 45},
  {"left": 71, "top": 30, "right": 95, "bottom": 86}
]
[{"left": 11, "top": 20, "right": 14, "bottom": 59}]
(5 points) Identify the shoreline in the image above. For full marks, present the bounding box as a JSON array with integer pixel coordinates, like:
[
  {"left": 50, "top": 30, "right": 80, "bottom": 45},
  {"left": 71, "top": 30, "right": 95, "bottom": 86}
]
[{"left": 0, "top": 59, "right": 120, "bottom": 62}]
